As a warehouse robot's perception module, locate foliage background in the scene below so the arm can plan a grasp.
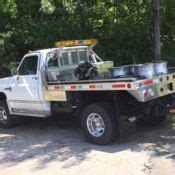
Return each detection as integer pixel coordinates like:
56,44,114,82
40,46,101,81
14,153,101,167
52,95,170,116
0,0,175,77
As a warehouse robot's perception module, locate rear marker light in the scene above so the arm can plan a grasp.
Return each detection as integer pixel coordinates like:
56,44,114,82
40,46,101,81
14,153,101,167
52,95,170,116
55,85,61,90
144,91,149,99
70,85,76,90
89,84,96,89
127,83,131,88
143,80,153,86
142,88,155,100
112,84,126,89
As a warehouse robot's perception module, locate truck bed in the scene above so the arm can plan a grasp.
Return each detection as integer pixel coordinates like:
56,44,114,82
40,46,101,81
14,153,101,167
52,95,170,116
47,77,137,85
45,68,175,102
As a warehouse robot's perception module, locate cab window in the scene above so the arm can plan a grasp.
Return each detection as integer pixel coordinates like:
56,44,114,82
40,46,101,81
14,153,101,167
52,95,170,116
79,50,88,62
60,52,69,66
88,54,95,63
47,52,58,68
18,55,38,75
71,51,79,65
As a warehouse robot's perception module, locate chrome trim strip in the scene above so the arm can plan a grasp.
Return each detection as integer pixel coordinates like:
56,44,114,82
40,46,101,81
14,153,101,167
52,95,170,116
10,109,51,117
7,100,44,104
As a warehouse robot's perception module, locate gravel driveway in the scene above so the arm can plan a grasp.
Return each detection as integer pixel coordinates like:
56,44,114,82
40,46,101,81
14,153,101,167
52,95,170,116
0,115,174,175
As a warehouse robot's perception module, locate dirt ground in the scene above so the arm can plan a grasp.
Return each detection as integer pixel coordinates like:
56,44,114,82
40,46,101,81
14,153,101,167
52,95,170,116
0,115,174,175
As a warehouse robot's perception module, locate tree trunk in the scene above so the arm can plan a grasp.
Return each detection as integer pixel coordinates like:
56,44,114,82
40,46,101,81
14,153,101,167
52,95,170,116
154,0,161,60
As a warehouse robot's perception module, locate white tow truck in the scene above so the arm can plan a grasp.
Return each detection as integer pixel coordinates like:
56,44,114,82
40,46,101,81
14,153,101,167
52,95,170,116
0,39,174,145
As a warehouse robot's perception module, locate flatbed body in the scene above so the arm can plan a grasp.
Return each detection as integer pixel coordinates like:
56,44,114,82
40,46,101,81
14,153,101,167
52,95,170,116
46,70,175,102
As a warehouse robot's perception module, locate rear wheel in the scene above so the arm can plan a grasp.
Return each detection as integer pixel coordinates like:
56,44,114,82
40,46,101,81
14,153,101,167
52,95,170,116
0,100,15,128
137,100,167,126
81,102,119,145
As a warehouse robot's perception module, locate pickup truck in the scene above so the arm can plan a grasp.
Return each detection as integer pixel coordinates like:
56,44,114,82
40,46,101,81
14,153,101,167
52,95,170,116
0,39,174,145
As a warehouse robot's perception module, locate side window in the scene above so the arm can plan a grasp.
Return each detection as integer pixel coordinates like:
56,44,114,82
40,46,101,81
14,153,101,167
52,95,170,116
71,51,79,65
18,55,38,75
88,54,95,63
79,50,88,62
47,52,58,68
60,52,69,66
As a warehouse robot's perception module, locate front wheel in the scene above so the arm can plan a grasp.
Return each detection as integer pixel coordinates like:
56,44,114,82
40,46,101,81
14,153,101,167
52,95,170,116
0,100,15,128
81,102,119,145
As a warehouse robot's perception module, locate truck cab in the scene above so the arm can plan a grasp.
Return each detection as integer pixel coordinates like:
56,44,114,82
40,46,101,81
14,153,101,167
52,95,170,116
0,49,52,117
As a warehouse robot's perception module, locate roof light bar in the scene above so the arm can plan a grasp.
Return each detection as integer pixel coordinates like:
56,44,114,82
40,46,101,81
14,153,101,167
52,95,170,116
55,39,97,47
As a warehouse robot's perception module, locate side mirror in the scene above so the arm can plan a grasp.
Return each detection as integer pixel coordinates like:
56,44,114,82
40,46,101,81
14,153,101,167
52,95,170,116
11,67,18,76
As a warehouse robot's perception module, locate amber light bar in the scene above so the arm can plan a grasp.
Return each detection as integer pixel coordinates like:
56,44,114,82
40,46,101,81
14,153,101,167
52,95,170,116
55,39,97,47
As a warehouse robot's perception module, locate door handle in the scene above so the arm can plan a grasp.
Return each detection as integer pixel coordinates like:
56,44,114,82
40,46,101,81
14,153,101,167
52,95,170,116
5,87,12,92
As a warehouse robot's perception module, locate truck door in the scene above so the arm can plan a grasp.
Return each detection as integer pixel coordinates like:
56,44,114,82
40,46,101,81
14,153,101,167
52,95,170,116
8,53,43,111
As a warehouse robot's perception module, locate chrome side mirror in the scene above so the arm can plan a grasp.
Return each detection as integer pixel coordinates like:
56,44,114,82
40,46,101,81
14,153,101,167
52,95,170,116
11,67,18,76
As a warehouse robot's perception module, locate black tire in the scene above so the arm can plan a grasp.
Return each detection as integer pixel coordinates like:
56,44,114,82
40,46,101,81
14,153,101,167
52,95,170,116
0,100,15,128
137,100,167,126
81,102,119,145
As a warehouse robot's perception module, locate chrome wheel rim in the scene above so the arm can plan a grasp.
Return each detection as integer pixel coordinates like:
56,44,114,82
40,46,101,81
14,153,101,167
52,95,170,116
87,113,105,137
0,107,8,124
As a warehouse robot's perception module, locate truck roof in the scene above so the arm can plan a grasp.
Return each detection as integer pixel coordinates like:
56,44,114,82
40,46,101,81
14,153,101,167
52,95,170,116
32,45,89,55
27,46,90,67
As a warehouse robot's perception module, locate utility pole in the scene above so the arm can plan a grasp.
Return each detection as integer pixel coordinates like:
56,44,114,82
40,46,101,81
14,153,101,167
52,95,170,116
154,0,161,60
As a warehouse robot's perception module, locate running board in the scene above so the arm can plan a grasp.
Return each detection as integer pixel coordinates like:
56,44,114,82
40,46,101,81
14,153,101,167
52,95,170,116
10,108,51,118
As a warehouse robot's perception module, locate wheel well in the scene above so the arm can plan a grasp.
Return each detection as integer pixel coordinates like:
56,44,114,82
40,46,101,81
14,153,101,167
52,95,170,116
67,91,141,116
0,92,7,101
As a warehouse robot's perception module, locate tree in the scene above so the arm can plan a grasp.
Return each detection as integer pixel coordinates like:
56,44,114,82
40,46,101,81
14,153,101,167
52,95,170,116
153,0,161,60
0,0,175,77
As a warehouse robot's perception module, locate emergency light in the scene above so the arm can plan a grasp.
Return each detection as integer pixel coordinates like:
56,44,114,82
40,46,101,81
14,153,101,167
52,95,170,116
55,39,97,47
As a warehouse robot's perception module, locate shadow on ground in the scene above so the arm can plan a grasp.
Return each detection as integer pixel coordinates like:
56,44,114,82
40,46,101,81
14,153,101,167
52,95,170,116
0,115,174,170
